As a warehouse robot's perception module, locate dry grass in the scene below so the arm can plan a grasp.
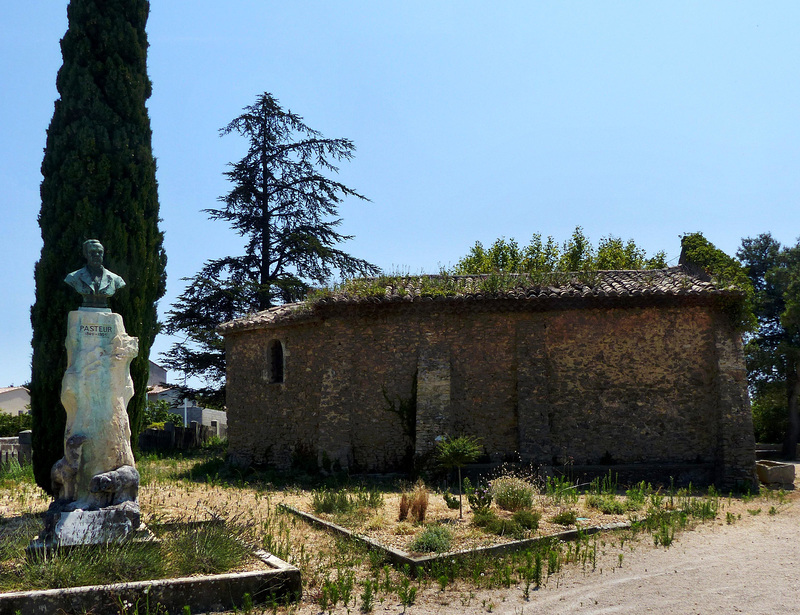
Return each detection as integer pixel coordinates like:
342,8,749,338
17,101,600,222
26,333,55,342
1,451,795,615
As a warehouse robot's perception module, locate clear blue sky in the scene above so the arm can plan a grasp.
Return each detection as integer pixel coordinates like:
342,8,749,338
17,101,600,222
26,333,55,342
2,2,799,388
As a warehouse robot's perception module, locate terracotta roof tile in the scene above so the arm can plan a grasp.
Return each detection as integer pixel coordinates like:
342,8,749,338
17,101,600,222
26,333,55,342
218,266,742,334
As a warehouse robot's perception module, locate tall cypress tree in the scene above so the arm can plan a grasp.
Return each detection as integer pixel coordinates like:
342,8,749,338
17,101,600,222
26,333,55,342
30,0,166,493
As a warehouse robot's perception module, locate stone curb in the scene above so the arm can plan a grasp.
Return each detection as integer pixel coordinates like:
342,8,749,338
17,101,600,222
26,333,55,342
279,504,630,573
0,550,301,615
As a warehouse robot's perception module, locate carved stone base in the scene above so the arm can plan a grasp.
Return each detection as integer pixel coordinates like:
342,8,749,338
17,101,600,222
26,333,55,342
27,500,152,559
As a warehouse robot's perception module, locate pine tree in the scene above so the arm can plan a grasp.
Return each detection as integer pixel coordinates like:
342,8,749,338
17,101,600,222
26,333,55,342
30,0,166,493
738,234,800,459
162,93,378,402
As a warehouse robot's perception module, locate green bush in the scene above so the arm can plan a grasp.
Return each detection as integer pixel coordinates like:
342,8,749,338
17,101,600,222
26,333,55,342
471,508,498,528
586,494,625,514
0,413,31,437
144,400,183,428
625,481,651,510
492,477,535,512
551,509,578,526
409,525,452,553
487,518,524,539
471,509,528,539
512,509,541,531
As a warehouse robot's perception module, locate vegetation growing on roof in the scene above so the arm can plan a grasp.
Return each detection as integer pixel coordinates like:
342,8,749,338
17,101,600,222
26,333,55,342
308,270,610,304
680,232,756,332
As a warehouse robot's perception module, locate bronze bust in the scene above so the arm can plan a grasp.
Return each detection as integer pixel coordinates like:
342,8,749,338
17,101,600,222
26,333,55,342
65,240,126,308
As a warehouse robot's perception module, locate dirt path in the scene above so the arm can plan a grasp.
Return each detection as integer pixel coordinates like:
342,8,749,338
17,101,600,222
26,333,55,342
507,495,800,615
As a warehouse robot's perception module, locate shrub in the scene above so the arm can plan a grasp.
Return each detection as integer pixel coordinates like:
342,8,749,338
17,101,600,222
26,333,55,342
471,508,498,528
0,412,32,437
492,477,535,512
366,514,386,531
471,509,527,539
585,494,625,515
487,518,523,539
143,400,183,428
409,525,452,553
512,509,541,531
551,509,578,526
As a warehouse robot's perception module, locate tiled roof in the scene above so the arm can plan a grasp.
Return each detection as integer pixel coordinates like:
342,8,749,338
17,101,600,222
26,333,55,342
147,384,174,395
218,266,742,334
0,387,29,395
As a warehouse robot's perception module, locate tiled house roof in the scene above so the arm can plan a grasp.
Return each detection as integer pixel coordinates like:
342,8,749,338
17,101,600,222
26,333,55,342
0,387,29,395
218,266,743,334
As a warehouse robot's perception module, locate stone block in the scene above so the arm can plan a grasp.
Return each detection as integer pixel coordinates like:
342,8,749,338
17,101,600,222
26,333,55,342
755,460,796,487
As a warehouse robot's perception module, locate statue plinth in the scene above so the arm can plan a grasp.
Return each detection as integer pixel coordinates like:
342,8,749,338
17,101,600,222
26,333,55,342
32,308,142,552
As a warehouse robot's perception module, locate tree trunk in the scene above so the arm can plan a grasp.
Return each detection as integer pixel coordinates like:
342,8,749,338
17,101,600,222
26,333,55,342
258,119,271,311
782,359,800,460
458,466,463,519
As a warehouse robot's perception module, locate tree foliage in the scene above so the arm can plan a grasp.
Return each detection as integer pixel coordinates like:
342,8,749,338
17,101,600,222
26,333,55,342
0,413,33,438
678,232,756,332
737,233,800,457
453,226,666,275
30,0,166,492
143,400,183,428
163,92,378,401
436,435,483,519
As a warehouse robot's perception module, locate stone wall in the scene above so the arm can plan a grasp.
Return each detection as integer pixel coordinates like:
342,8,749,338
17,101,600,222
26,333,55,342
224,301,755,487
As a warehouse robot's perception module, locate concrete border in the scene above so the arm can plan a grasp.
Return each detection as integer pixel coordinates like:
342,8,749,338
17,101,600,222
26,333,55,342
0,549,301,615
279,504,629,573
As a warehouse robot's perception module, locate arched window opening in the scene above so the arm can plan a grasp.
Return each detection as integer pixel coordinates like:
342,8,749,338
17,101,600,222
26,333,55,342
269,339,284,383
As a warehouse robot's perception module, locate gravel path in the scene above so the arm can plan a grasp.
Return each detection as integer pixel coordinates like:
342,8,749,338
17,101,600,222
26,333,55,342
506,492,800,615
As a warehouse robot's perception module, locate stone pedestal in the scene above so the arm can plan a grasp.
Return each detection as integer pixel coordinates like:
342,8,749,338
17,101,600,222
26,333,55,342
34,308,142,551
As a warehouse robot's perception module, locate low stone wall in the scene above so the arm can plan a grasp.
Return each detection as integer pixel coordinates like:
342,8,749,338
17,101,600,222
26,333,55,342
138,422,217,452
0,550,300,615
0,430,32,464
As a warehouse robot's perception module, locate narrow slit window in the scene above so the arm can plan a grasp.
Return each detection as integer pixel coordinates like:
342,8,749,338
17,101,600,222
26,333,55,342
269,339,284,383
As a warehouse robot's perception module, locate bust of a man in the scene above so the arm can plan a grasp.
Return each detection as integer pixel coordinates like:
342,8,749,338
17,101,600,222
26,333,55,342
65,239,126,308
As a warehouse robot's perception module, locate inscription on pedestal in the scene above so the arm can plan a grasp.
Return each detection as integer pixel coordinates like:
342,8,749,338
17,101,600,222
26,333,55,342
79,324,114,338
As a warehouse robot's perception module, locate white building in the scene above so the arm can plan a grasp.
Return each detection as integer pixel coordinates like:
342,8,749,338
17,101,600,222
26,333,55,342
146,361,226,435
0,387,30,416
